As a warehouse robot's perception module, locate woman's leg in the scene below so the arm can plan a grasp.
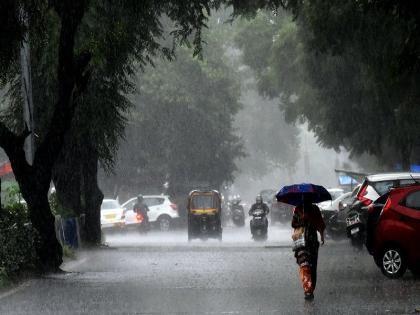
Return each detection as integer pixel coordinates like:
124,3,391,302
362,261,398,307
299,264,313,294
296,250,312,293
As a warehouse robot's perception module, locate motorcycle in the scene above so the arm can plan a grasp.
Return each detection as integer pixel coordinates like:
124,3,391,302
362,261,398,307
230,200,245,227
345,201,366,250
250,208,268,241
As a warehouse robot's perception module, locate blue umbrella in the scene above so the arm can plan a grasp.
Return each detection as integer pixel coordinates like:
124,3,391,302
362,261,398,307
276,183,332,206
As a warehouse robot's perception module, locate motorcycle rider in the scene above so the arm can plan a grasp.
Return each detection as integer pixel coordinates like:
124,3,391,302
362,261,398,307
249,195,270,216
133,195,150,230
249,195,269,233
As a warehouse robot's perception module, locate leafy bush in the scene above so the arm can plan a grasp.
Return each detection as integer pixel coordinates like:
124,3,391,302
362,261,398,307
0,267,9,287
0,194,39,278
3,182,26,208
62,245,76,259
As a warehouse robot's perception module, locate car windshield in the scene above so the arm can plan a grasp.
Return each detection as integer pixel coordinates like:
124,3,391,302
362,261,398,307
101,200,119,210
371,181,394,196
191,195,216,209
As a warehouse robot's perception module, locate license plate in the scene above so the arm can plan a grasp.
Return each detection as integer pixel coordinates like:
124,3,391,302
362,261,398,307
105,214,116,219
347,216,360,226
351,227,360,235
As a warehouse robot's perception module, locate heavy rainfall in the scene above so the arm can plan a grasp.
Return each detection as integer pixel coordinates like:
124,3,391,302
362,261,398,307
0,1,419,314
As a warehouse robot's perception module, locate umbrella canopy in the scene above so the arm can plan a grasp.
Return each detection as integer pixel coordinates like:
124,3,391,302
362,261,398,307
276,183,332,206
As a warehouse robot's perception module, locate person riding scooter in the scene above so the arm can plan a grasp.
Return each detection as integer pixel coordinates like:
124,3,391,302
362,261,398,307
133,195,150,231
249,195,269,240
249,195,270,216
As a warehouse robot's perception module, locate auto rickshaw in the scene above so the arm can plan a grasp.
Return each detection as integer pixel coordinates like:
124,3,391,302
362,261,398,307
187,190,222,241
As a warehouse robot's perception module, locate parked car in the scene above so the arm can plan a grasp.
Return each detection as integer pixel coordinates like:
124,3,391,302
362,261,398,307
101,199,125,231
321,186,361,240
355,173,420,207
371,185,420,278
122,195,179,231
346,172,420,248
319,192,351,216
326,188,345,202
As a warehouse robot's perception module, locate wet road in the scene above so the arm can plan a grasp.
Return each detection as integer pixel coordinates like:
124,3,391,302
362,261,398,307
1,225,419,314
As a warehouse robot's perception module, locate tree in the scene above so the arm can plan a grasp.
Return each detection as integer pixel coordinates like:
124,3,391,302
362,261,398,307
284,1,420,170
234,12,300,176
101,39,244,202
0,0,286,270
0,0,91,271
235,6,420,170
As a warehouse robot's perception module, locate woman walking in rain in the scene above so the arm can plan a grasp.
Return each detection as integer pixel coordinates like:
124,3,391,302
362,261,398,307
291,199,325,300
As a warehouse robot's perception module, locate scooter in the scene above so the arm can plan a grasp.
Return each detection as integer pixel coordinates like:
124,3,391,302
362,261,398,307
346,201,366,250
231,200,245,227
250,208,268,241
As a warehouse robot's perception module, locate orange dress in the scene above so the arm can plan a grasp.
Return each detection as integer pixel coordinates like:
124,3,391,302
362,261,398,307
292,203,325,295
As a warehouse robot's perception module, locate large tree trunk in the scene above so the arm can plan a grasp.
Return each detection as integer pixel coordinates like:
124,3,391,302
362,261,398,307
0,0,90,272
16,166,63,272
26,188,62,271
81,136,103,246
53,149,83,217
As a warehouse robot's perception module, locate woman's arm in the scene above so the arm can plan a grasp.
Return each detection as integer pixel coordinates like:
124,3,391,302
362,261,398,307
291,207,303,228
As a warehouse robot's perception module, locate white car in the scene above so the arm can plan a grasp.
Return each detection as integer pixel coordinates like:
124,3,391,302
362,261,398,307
318,192,352,212
327,188,344,201
101,199,125,230
356,172,420,205
121,195,179,231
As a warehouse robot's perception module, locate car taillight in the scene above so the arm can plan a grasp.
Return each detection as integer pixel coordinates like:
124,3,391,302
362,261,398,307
170,203,178,211
357,185,372,206
379,197,391,218
136,213,144,222
382,198,391,212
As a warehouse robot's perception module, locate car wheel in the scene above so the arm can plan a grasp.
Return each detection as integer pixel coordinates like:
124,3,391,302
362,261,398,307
158,215,171,232
380,247,407,279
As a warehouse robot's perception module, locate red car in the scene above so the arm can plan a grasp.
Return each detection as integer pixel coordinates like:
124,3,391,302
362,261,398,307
372,185,420,278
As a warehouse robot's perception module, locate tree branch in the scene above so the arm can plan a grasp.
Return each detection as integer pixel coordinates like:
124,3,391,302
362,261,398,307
33,0,90,173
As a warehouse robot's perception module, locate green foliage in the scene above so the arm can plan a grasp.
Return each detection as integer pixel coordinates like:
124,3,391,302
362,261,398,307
3,182,27,211
0,184,38,277
0,204,39,276
103,36,245,195
62,245,76,259
235,6,420,169
0,267,9,288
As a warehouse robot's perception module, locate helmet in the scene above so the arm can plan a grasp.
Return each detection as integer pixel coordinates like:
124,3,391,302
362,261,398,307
137,194,144,202
256,195,263,204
